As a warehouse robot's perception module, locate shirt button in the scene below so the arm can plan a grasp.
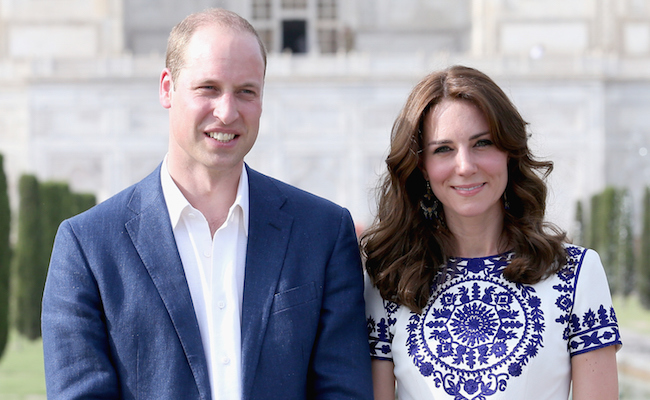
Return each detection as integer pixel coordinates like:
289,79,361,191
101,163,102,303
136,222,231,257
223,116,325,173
218,301,226,309
203,251,211,258
222,356,230,365
188,212,196,218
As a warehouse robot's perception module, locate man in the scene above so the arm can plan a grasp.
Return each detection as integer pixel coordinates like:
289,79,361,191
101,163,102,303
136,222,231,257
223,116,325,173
42,8,373,400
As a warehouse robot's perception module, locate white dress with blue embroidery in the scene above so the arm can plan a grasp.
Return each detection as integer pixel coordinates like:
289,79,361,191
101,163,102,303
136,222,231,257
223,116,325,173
365,245,621,400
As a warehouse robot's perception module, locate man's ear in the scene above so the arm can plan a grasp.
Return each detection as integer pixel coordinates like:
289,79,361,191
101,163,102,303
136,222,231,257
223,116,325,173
159,68,173,109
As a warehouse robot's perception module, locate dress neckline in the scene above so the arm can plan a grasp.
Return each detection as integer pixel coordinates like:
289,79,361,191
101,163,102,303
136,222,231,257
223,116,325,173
448,250,513,262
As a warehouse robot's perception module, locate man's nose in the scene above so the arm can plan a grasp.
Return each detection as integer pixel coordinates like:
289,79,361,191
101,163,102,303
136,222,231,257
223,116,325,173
213,93,238,125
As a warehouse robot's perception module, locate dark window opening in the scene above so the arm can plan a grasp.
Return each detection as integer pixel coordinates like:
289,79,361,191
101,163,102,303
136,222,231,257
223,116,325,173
282,20,307,53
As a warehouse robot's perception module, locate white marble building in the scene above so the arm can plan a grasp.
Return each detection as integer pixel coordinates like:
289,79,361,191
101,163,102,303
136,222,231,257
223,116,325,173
1,0,649,235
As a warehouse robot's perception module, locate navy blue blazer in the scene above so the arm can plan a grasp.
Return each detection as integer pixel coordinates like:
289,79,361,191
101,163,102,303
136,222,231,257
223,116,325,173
42,164,373,399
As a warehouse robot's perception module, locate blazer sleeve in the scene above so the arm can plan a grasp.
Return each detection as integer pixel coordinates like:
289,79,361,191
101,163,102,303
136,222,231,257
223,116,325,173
41,220,120,399
307,208,374,399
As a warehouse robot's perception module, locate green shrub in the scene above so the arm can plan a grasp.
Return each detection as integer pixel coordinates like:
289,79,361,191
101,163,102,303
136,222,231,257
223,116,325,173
639,187,650,308
0,155,11,358
586,187,634,297
11,175,43,340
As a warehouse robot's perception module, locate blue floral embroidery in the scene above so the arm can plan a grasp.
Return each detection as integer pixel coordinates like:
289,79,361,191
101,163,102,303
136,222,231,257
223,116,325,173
407,253,544,399
368,297,399,360
553,245,621,356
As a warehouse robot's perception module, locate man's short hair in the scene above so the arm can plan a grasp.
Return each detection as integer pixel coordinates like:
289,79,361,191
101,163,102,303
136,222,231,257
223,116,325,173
165,8,268,83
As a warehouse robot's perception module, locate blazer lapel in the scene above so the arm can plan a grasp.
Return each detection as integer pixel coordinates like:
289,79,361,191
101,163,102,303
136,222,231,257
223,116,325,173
241,166,293,398
125,166,211,400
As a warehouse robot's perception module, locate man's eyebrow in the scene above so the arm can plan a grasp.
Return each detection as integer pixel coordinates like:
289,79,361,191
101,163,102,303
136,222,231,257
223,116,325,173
240,82,262,89
194,79,262,88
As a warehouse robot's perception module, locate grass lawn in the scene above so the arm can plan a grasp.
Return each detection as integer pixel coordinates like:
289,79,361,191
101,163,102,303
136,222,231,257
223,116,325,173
614,295,650,336
0,330,45,399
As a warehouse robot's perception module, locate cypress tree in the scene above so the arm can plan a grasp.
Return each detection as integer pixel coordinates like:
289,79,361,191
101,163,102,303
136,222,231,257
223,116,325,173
574,200,584,246
12,174,43,340
590,188,621,295
0,155,11,358
639,187,650,308
40,183,95,277
71,192,96,216
40,182,71,278
10,175,97,342
617,190,635,298
587,193,601,251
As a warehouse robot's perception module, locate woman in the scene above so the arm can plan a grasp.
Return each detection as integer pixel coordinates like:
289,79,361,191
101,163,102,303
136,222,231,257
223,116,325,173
362,65,621,400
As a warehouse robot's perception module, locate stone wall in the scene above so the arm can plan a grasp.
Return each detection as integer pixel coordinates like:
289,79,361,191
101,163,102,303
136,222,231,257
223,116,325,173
0,0,649,235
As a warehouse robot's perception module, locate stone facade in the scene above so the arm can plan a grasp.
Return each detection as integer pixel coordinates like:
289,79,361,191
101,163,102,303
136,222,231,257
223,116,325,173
0,0,649,235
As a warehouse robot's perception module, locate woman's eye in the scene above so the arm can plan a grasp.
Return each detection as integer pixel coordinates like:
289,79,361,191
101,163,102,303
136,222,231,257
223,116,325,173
433,146,452,154
475,139,493,147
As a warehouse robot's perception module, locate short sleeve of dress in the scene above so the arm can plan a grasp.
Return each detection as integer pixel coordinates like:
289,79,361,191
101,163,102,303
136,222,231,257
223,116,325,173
364,274,394,361
566,248,622,357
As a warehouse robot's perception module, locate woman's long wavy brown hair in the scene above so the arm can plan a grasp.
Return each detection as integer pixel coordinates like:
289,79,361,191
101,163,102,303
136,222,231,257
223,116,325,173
361,65,567,313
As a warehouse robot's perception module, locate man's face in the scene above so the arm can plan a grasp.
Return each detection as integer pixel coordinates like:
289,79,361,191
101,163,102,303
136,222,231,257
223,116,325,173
160,24,265,177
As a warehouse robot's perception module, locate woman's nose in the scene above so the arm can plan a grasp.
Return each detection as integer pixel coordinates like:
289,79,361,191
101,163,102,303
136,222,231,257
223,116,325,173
456,148,477,175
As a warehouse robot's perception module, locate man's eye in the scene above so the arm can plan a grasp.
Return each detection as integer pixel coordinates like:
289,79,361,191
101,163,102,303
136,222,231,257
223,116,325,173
196,85,220,92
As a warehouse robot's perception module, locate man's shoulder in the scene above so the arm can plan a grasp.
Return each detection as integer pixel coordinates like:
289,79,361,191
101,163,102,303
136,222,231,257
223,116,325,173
68,166,162,226
247,166,343,212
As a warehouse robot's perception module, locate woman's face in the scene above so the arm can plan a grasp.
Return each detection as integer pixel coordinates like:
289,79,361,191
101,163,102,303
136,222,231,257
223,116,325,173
420,99,508,225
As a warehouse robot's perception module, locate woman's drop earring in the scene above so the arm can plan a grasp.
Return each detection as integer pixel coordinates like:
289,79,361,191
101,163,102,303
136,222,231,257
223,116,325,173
420,181,439,220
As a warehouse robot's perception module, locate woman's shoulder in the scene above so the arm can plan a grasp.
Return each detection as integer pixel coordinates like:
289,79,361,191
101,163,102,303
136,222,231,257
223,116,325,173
561,244,605,272
364,274,402,314
544,244,611,298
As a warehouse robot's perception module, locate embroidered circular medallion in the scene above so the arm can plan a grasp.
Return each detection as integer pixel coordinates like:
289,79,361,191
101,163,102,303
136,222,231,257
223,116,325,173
406,254,544,399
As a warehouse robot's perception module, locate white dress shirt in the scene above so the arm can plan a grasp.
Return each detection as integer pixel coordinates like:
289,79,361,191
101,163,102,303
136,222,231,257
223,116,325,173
161,158,248,400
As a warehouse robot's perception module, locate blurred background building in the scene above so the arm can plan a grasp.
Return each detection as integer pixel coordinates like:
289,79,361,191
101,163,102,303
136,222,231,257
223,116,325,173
0,0,649,234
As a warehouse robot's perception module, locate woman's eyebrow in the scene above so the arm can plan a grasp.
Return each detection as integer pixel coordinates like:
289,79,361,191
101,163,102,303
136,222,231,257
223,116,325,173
426,131,490,147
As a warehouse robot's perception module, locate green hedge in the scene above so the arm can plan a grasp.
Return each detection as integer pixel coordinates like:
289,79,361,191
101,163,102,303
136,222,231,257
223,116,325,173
639,187,650,308
585,187,634,297
12,175,43,340
0,155,11,358
10,174,96,342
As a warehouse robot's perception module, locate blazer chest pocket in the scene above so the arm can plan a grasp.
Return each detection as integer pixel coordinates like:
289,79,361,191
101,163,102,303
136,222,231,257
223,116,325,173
271,282,318,314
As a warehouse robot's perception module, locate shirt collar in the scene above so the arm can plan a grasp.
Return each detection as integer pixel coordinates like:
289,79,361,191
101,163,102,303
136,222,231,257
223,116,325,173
161,156,249,237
